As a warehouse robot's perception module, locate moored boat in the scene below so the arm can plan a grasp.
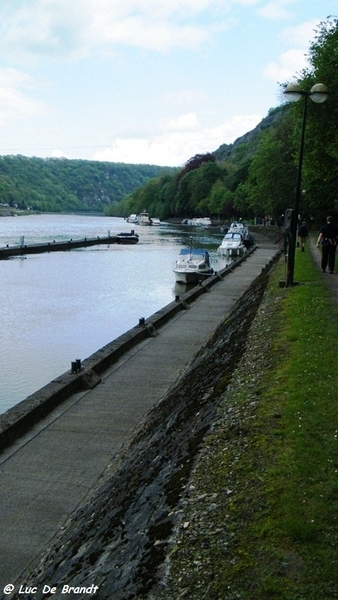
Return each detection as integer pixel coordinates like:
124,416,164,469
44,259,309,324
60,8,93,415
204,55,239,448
116,231,139,244
139,210,151,226
228,221,254,249
183,217,212,227
217,231,247,257
198,217,212,227
174,247,213,284
126,213,138,224
228,221,248,235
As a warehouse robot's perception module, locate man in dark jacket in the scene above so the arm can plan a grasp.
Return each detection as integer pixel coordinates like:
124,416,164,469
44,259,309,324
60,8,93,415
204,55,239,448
297,221,309,251
317,216,338,273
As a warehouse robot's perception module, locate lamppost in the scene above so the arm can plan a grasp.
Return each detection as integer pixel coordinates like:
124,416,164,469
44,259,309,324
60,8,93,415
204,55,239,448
283,82,328,286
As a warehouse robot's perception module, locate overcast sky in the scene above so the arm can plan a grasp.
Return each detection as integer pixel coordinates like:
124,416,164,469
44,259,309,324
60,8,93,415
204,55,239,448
0,1,335,166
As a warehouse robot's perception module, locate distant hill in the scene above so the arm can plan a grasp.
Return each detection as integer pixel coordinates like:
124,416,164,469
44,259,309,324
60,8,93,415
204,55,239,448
212,105,286,164
0,155,175,213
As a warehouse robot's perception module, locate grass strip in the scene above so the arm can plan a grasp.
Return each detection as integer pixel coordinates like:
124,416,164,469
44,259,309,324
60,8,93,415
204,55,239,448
234,251,338,599
160,250,338,600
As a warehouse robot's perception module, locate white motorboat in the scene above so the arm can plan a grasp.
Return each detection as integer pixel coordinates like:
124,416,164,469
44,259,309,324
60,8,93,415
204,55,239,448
151,217,161,226
139,210,151,225
217,231,247,257
174,247,213,284
184,217,212,227
228,221,248,235
198,217,212,227
126,213,138,224
228,221,254,249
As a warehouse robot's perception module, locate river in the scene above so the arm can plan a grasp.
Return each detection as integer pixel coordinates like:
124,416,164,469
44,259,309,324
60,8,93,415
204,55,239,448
0,213,228,414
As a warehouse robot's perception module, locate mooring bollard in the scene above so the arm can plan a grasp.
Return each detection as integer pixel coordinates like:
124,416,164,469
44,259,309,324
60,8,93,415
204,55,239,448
175,295,180,302
71,359,82,373
139,317,145,327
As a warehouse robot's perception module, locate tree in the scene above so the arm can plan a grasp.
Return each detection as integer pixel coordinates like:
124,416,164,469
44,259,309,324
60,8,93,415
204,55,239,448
288,18,338,220
174,160,223,217
202,179,233,218
234,111,296,219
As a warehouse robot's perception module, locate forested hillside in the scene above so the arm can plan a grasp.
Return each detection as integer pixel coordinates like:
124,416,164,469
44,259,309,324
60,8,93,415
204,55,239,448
107,18,338,225
0,155,174,213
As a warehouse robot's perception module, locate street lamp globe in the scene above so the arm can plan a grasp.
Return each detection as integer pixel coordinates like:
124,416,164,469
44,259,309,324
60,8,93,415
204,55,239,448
284,83,304,101
284,82,328,104
310,83,329,103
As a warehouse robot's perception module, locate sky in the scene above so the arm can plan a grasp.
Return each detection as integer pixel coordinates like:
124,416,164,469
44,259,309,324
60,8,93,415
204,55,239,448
0,1,336,167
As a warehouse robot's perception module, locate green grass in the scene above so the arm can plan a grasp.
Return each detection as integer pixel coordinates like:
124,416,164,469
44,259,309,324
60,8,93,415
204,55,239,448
165,249,338,599
251,252,338,598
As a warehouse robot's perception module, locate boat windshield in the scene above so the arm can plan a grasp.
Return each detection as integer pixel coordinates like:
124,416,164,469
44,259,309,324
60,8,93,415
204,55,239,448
179,248,208,257
224,233,242,240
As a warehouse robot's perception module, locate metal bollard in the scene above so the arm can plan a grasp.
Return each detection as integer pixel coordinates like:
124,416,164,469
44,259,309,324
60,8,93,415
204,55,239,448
71,359,82,373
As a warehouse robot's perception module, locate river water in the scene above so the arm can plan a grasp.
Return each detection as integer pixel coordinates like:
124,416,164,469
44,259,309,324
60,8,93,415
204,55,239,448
0,214,228,414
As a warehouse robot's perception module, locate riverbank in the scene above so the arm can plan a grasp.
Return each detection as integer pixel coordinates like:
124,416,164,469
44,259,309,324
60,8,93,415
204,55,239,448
10,243,338,600
151,243,338,600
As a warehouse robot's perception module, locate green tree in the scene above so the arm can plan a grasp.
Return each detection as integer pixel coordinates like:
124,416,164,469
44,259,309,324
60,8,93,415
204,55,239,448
234,111,296,220
203,179,233,218
287,17,338,220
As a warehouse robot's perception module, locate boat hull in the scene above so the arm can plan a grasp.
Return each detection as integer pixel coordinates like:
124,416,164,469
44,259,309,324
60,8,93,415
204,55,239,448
174,269,213,284
126,214,138,224
218,245,246,257
116,233,139,244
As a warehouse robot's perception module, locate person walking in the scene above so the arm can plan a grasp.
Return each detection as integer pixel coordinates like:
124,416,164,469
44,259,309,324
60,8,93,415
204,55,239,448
297,221,309,251
317,216,338,273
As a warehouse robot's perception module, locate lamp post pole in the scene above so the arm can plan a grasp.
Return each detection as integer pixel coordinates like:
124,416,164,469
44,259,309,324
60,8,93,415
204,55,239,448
287,94,308,286
283,83,328,287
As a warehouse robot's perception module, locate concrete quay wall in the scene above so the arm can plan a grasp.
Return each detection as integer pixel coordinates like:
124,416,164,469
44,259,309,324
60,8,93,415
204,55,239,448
0,247,257,453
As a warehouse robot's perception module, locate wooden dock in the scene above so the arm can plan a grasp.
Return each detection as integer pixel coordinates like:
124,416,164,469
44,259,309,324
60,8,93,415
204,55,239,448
0,231,139,259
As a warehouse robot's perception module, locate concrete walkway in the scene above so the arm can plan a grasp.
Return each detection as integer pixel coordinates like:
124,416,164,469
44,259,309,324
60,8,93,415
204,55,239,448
0,239,279,588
